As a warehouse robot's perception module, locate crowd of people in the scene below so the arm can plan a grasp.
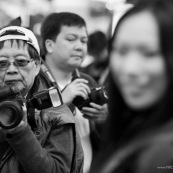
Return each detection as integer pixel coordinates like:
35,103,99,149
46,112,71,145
0,0,173,173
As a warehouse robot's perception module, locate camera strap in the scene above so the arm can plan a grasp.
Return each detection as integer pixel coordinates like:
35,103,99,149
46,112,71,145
26,76,40,130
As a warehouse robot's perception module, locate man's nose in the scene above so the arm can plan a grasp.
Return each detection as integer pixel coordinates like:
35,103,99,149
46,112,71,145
74,40,84,50
6,62,19,74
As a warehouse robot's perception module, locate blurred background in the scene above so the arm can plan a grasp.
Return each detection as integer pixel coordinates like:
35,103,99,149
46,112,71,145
0,0,138,85
0,0,137,39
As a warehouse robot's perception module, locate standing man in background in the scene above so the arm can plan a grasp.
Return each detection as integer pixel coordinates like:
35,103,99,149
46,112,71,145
41,12,108,173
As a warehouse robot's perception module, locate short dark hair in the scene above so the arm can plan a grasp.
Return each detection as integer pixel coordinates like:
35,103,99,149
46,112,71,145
88,31,107,56
0,39,40,62
40,12,87,56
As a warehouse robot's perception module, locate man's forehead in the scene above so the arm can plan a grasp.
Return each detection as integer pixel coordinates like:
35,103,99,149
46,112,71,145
60,25,88,36
0,40,30,57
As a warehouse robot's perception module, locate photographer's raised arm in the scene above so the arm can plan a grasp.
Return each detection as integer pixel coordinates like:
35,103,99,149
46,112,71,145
1,105,83,173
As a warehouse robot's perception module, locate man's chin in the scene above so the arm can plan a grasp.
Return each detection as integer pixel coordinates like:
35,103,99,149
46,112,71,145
5,81,26,93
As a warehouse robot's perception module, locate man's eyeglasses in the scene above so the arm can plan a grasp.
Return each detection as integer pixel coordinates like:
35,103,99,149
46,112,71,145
0,59,33,69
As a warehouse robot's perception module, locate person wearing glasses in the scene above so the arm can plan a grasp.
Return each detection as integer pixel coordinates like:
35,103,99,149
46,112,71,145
90,0,173,173
0,26,84,173
40,12,108,173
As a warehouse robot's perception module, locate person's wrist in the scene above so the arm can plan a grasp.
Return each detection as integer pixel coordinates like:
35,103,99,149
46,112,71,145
4,120,27,137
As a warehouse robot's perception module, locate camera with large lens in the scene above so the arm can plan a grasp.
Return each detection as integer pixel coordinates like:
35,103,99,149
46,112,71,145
72,86,108,110
0,84,63,129
0,63,63,129
0,83,25,129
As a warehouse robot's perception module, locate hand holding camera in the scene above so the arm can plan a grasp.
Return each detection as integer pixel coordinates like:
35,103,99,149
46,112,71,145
82,102,108,122
72,86,108,110
71,70,108,110
61,78,91,106
68,69,109,122
0,103,28,134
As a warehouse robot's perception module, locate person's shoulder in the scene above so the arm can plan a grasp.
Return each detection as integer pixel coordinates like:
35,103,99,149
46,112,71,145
96,124,173,173
79,71,94,80
41,104,75,126
79,71,98,87
136,128,173,173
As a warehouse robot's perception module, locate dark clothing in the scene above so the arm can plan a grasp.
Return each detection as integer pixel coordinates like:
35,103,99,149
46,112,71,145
70,71,104,159
0,74,84,173
79,60,108,84
98,121,173,173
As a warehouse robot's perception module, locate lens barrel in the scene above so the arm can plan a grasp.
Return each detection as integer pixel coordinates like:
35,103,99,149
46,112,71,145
0,101,23,129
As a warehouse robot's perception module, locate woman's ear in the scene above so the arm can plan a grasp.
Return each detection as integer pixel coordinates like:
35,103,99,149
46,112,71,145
45,39,54,53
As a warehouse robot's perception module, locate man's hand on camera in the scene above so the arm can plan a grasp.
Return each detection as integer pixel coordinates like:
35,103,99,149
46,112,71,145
0,104,28,134
62,78,91,105
81,103,108,122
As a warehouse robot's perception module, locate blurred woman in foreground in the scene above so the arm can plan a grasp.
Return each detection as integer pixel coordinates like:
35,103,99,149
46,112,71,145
90,0,173,172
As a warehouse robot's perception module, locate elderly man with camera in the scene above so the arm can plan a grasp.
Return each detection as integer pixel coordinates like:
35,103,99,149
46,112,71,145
0,26,84,173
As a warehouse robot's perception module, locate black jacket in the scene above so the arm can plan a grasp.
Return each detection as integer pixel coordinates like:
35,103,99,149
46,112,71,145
0,73,84,173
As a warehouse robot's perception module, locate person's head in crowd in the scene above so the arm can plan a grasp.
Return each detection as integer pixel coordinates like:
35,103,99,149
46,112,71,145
108,0,173,141
91,0,173,172
0,26,40,96
88,31,108,62
41,12,88,71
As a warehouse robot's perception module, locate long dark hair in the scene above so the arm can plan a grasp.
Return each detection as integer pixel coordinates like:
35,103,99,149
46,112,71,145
91,0,173,171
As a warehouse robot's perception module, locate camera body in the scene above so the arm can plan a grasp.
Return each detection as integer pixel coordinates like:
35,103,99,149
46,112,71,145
71,69,108,110
72,86,108,110
29,87,63,110
0,84,63,129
